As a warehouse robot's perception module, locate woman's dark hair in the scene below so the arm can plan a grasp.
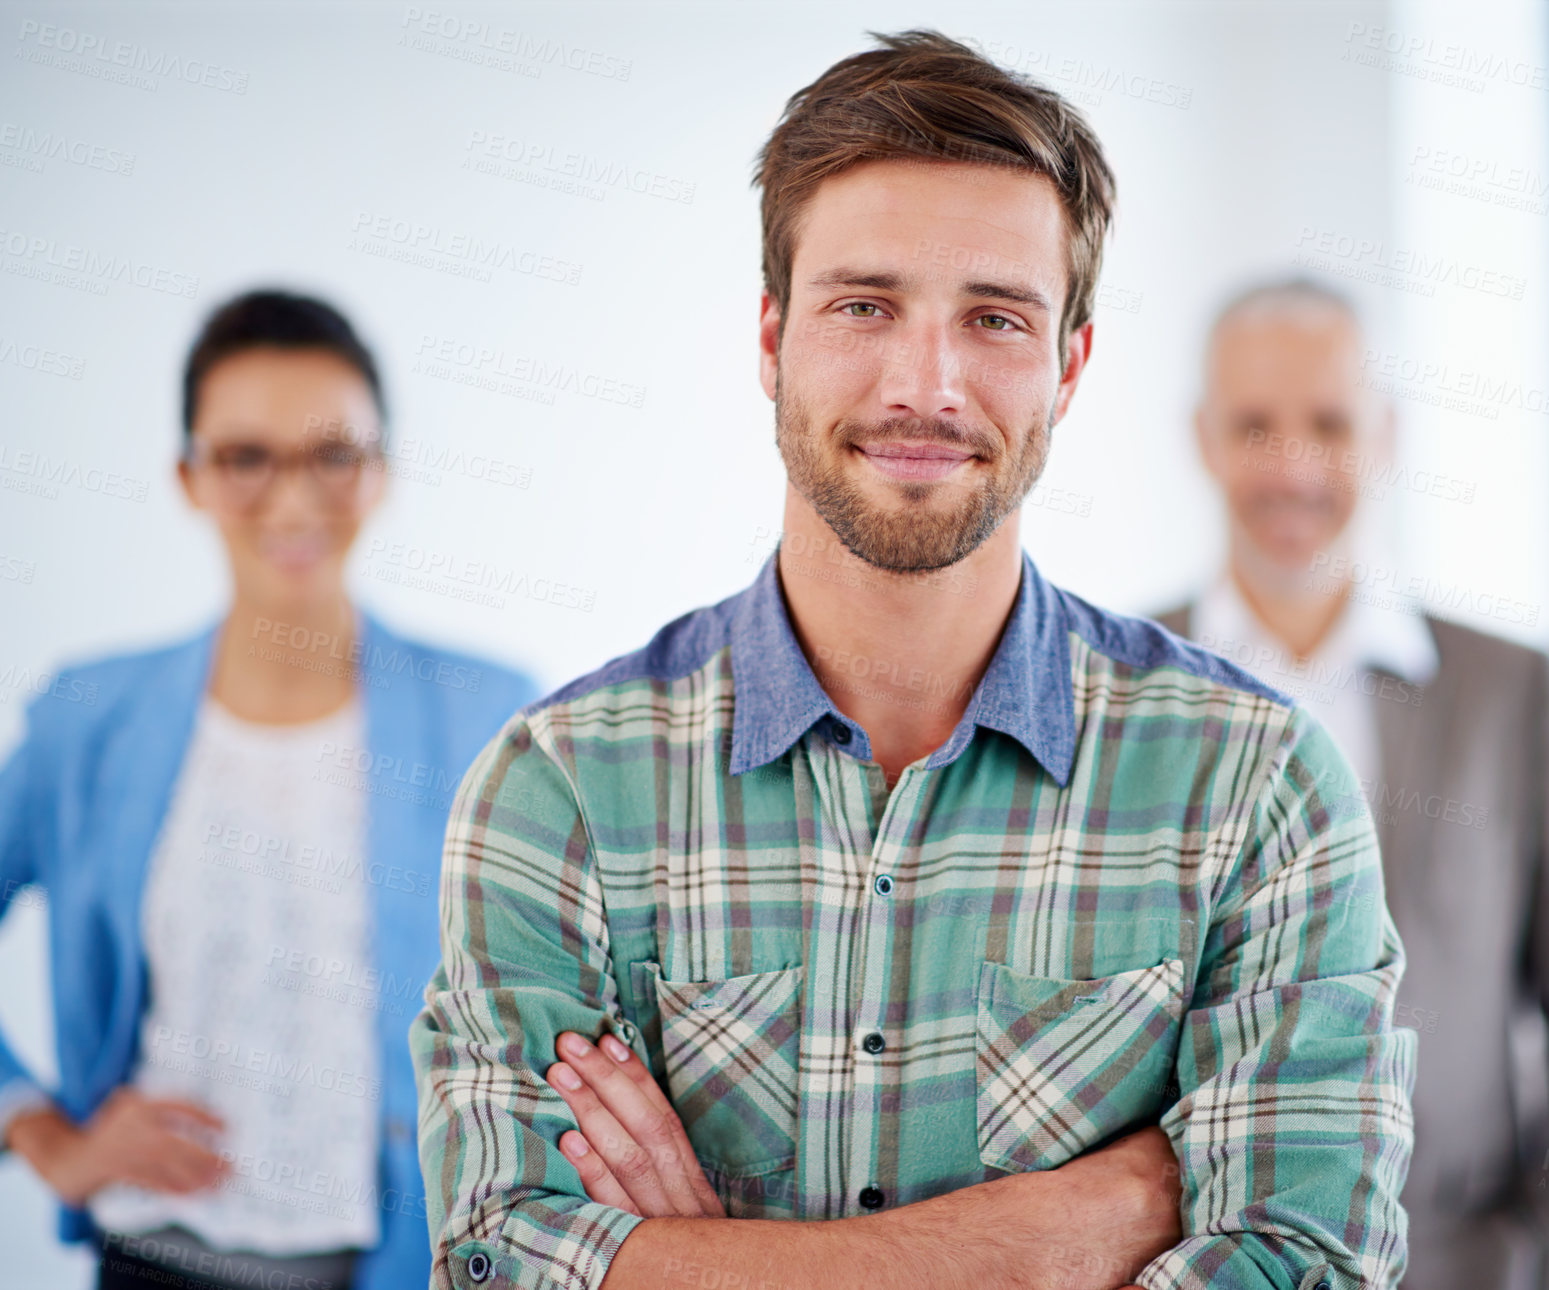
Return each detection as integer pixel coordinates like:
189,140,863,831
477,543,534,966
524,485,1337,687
181,289,386,446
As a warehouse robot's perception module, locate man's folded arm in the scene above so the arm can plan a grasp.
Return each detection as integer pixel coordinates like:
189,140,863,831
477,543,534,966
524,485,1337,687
409,713,1180,1290
1137,709,1417,1290
407,715,1024,1290
410,717,647,1290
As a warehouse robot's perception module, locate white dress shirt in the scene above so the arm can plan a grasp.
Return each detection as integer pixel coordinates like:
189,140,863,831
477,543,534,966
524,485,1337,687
1192,574,1439,794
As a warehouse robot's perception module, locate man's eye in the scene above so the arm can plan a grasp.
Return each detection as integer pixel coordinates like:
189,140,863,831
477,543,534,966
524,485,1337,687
976,314,1016,331
841,302,880,317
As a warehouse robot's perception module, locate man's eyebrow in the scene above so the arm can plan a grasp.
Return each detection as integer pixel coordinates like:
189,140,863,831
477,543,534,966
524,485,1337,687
806,268,906,293
806,268,1051,313
963,279,1051,313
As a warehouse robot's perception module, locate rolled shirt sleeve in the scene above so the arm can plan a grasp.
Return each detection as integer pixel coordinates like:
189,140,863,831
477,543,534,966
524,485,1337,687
1138,708,1417,1290
410,717,644,1290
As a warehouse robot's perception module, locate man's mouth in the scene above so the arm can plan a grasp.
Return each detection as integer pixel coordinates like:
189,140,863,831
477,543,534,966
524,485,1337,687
855,440,977,482
258,532,330,571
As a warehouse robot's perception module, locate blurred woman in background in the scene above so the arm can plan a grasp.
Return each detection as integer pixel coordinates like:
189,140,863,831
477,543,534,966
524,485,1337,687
0,289,536,1290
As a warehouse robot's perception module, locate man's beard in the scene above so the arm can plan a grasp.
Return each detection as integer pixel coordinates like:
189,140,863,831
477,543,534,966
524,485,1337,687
774,377,1055,573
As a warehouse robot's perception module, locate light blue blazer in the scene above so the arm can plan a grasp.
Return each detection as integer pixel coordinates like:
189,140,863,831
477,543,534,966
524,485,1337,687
0,610,535,1290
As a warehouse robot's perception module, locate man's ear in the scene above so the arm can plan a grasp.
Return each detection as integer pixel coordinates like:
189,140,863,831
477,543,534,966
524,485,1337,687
758,291,781,403
1373,397,1396,467
1194,402,1225,483
1049,320,1093,426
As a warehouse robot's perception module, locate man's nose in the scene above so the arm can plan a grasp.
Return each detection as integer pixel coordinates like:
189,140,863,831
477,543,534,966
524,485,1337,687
873,323,967,421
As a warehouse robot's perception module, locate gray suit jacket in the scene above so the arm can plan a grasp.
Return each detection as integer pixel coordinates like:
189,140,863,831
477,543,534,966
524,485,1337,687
1156,604,1549,1284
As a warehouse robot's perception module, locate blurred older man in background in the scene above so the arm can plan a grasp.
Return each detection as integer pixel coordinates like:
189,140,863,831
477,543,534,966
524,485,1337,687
1153,278,1549,1289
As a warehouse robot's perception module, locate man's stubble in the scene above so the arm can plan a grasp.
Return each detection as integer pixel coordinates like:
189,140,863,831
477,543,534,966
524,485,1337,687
774,369,1056,574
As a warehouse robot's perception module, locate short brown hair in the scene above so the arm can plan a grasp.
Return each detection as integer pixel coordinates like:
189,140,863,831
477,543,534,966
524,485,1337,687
753,29,1117,357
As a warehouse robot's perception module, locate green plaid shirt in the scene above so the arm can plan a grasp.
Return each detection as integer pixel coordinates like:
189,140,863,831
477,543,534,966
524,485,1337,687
411,549,1415,1290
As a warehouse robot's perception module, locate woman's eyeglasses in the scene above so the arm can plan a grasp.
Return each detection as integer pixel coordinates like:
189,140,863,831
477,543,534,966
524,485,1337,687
184,440,382,509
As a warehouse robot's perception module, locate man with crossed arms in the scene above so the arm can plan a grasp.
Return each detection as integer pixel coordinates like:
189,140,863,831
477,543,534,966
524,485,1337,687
411,29,1415,1290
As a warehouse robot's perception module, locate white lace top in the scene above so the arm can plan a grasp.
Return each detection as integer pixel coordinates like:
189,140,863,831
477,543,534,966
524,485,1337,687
88,694,382,1254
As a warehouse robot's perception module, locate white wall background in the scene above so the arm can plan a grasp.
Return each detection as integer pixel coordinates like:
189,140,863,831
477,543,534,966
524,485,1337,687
1,1,1543,1281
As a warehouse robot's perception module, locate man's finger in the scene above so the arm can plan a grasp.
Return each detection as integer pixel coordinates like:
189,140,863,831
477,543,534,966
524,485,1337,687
591,1032,725,1218
554,1035,700,1199
545,1059,691,1217
553,1034,713,1215
557,1129,641,1216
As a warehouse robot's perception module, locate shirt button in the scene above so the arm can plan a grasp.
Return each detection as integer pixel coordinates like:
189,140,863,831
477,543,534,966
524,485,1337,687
873,874,894,896
858,1186,885,1210
829,719,852,746
466,1251,492,1282
861,1031,886,1055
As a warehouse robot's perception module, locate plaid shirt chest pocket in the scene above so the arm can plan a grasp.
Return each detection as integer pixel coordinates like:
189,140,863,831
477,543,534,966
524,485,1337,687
975,957,1187,1173
634,961,803,1182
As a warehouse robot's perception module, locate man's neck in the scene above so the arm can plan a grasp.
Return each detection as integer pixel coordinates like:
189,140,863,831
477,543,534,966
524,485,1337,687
1227,550,1351,662
776,492,1024,788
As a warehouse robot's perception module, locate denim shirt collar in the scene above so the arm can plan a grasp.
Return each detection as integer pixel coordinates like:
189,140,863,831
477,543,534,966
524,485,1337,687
727,547,1074,787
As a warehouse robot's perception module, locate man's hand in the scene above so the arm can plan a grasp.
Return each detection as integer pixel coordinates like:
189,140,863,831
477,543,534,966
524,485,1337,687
6,1089,227,1207
1042,1127,1182,1287
546,1030,726,1219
